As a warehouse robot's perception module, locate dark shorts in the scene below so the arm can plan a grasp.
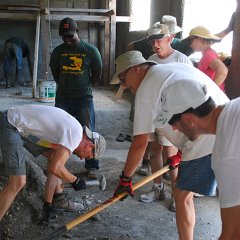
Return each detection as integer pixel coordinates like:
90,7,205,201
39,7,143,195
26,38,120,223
0,111,26,176
176,154,217,196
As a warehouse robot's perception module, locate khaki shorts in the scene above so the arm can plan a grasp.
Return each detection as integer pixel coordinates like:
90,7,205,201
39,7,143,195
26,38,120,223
147,132,173,146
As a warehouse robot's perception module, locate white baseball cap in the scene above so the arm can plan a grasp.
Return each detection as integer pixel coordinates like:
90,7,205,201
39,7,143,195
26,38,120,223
154,79,209,128
83,126,106,158
111,51,156,84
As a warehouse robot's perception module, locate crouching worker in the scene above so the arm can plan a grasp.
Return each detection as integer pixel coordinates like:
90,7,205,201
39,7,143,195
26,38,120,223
3,37,33,87
0,104,106,222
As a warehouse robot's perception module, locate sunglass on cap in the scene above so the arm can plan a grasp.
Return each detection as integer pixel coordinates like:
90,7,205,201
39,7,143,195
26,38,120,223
83,126,100,157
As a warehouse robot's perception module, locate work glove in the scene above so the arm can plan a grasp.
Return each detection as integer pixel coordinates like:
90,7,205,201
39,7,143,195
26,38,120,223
167,150,182,170
71,177,86,191
113,171,134,201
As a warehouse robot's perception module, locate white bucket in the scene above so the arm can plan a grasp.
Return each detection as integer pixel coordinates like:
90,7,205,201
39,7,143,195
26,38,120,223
38,80,56,103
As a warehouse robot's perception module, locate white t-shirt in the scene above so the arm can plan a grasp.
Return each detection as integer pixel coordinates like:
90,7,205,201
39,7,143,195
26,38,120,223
212,98,240,208
148,50,193,65
7,104,82,153
134,63,229,161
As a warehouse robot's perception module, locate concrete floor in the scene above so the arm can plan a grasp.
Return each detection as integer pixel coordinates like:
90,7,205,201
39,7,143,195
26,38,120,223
0,85,222,240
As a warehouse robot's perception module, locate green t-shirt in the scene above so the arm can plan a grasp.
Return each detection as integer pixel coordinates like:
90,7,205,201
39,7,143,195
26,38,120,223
50,40,102,98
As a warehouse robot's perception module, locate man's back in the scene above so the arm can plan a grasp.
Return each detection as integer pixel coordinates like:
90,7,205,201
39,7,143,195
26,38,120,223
7,104,82,152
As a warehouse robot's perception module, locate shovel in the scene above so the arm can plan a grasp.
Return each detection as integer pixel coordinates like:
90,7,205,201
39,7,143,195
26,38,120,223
46,165,170,240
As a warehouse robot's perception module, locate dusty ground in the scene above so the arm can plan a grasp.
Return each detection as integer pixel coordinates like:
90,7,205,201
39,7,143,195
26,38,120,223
0,85,221,240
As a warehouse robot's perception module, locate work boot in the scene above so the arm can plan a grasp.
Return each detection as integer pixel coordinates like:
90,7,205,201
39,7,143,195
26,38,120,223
52,193,84,212
42,202,58,222
138,159,150,176
86,168,99,179
140,183,166,202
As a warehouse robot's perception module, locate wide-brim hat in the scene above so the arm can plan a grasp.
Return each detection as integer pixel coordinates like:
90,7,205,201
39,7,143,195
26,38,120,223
189,26,221,42
147,23,170,41
162,15,182,35
111,51,157,84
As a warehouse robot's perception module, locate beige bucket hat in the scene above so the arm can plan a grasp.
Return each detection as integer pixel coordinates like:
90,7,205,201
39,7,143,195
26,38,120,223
147,23,170,40
111,51,157,84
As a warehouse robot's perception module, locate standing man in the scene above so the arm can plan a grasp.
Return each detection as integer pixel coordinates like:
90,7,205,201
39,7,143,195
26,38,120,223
112,51,229,240
155,78,240,240
50,17,103,179
3,37,33,87
0,104,106,223
139,23,192,210
127,15,193,59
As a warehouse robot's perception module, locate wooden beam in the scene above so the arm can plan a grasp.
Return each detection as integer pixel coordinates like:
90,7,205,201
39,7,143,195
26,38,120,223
47,14,110,22
33,12,41,98
116,16,134,22
0,12,37,20
49,7,114,15
109,0,116,84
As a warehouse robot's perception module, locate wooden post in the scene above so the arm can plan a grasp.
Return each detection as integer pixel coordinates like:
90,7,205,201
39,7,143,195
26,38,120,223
32,11,40,98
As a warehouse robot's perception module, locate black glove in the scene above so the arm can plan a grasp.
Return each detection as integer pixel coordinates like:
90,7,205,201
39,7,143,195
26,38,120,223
113,171,134,201
71,177,86,191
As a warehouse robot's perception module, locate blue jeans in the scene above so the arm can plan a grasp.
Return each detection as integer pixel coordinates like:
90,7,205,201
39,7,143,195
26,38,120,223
3,42,23,73
55,96,99,170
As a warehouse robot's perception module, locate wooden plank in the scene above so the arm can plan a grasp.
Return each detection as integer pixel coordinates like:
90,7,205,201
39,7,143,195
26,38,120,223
104,19,110,85
47,14,109,22
0,12,37,20
109,0,116,84
7,7,40,11
33,12,41,98
116,16,133,22
0,4,40,8
49,7,114,14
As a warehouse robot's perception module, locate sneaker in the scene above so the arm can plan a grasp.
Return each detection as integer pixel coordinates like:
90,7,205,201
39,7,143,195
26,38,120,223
194,193,204,198
169,196,176,212
87,168,99,179
138,159,150,176
140,183,166,202
52,193,84,212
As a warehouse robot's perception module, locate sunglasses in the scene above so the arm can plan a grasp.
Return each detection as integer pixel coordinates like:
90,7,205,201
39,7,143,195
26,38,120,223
118,68,131,85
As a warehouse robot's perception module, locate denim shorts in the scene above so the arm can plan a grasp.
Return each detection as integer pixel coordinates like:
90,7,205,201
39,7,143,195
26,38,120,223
176,154,217,196
0,111,26,176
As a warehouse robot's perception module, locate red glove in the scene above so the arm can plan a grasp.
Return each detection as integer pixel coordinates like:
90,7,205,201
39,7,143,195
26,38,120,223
113,172,134,201
167,150,182,170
